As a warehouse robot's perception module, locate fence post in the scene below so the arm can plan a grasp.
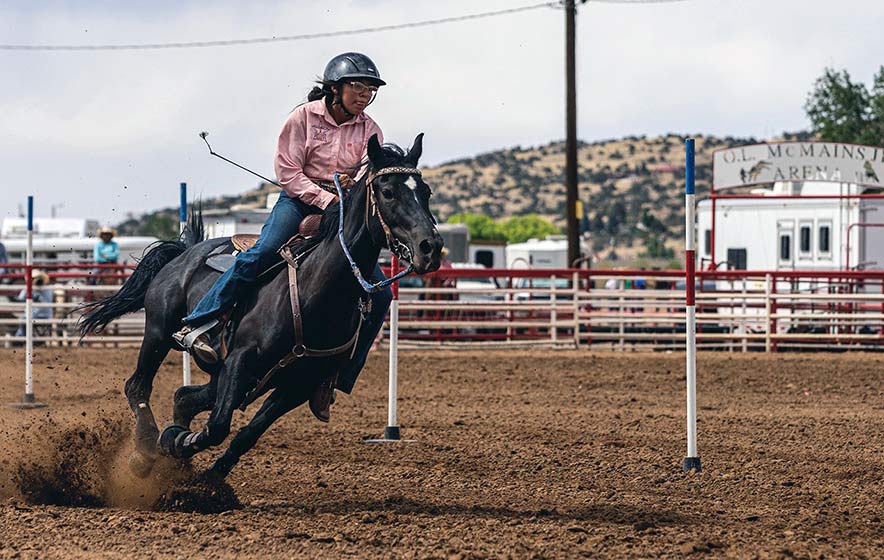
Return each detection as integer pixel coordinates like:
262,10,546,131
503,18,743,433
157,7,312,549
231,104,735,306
618,292,625,352
550,274,557,344
572,271,580,349
764,274,772,353
741,278,748,353
10,196,47,409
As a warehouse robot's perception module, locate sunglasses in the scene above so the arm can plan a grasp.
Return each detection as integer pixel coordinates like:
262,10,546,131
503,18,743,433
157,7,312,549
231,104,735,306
347,81,379,95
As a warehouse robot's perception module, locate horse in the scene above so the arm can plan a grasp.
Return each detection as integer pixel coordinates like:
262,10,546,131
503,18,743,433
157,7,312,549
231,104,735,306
79,134,442,479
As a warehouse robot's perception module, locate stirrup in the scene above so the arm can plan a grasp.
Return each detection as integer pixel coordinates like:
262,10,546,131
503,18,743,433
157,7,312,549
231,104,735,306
173,320,219,363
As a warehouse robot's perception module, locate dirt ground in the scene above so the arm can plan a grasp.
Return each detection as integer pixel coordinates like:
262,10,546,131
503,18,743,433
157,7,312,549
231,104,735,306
0,347,882,559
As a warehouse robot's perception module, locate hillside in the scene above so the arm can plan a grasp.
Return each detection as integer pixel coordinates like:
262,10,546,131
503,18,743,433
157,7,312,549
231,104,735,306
118,133,808,261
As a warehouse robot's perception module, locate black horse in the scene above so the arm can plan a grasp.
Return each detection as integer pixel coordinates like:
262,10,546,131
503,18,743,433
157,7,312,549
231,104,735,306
80,134,442,479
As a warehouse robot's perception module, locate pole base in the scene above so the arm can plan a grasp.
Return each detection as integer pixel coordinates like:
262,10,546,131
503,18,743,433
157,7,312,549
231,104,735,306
363,426,414,444
682,456,702,473
8,393,48,410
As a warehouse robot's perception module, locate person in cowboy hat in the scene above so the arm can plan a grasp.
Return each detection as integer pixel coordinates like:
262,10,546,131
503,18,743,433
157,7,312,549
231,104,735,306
94,225,120,265
173,52,392,422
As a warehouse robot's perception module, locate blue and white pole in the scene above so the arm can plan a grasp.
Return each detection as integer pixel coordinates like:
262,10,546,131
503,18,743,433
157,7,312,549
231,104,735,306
683,139,701,472
11,196,46,409
385,256,401,440
180,182,192,386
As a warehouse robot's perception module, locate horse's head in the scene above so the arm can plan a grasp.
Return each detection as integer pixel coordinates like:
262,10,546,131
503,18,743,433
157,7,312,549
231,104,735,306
365,133,443,274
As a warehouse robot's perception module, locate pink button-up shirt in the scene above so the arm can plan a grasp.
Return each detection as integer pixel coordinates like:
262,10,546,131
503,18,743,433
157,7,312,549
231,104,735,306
274,99,384,209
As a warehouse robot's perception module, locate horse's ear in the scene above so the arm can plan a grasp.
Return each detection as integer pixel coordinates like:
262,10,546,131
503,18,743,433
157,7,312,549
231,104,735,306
367,134,384,166
406,133,424,166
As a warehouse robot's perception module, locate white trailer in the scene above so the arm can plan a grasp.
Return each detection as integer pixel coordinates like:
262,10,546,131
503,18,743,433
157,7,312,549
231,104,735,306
505,237,568,269
469,241,506,269
697,180,884,272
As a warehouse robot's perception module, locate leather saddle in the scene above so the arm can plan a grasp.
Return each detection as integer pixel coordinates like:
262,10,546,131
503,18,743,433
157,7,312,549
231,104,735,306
205,214,323,273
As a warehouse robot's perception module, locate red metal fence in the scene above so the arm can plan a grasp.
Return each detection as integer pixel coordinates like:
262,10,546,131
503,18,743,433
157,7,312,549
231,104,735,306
2,263,883,351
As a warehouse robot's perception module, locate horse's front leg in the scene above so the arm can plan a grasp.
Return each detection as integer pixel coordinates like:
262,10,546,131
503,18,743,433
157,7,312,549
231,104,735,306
207,386,306,478
159,349,252,459
172,376,218,429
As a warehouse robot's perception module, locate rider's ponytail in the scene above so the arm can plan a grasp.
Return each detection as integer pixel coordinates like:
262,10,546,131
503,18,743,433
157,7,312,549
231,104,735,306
307,85,326,102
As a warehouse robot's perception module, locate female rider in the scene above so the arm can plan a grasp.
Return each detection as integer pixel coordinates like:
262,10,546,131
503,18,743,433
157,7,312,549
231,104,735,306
173,52,392,422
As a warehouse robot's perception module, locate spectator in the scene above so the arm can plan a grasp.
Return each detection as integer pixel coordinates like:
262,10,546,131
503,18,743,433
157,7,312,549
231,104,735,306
15,270,54,339
94,226,120,264
0,240,7,283
439,247,455,289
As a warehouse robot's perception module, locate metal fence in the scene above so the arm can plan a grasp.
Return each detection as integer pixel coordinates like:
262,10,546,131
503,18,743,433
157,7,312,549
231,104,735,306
2,263,883,352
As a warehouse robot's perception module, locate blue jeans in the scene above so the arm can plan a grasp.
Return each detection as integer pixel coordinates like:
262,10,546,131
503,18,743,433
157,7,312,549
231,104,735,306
184,191,391,393
184,191,318,325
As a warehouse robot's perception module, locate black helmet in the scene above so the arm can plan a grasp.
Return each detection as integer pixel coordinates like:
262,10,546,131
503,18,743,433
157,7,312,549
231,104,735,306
323,52,386,87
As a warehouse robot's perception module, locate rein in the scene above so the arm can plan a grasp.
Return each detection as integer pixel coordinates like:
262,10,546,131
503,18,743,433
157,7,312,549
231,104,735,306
334,171,416,293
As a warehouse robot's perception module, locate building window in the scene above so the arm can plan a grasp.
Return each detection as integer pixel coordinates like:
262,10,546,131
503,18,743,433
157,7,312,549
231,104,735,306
727,248,747,270
799,223,812,257
779,234,791,262
703,229,711,256
818,223,832,258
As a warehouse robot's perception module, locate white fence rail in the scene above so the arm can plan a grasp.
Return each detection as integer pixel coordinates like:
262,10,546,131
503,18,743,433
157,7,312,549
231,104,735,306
3,270,883,352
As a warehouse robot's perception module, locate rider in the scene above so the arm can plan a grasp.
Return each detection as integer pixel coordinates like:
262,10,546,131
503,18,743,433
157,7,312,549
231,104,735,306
173,52,392,421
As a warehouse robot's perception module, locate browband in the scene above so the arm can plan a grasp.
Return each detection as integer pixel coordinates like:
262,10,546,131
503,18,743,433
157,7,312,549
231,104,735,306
367,166,422,185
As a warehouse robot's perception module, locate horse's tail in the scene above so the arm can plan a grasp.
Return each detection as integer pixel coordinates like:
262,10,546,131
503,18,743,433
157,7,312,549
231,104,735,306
78,204,205,337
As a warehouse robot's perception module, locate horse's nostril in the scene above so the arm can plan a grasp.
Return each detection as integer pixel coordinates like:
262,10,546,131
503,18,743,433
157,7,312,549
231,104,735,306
419,239,434,256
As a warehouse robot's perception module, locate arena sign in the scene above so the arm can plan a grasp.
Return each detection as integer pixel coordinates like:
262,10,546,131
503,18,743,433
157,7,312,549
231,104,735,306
713,141,884,190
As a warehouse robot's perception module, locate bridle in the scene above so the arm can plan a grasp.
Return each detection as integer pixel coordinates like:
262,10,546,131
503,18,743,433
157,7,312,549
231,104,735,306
333,168,428,294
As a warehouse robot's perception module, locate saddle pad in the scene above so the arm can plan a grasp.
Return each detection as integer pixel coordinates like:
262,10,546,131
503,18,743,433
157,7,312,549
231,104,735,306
206,254,236,273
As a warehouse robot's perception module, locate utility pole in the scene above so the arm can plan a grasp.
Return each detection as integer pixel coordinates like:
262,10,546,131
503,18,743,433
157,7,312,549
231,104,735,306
565,0,582,266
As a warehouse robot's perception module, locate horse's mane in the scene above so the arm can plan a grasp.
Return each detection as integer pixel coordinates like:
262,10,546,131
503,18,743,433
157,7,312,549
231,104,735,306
317,142,415,242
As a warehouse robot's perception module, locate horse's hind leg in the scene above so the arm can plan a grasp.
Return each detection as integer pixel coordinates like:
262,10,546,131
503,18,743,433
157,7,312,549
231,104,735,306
124,326,171,477
207,387,305,478
172,376,217,429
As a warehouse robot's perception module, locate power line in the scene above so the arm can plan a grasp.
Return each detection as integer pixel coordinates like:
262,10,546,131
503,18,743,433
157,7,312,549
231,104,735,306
0,2,558,52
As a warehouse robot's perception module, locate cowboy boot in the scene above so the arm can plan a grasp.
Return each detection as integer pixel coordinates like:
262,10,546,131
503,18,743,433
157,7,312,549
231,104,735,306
173,321,219,364
309,377,337,423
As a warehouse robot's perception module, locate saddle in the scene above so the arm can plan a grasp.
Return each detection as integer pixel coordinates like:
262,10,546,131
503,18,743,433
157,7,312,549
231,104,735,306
205,214,323,274
198,213,362,411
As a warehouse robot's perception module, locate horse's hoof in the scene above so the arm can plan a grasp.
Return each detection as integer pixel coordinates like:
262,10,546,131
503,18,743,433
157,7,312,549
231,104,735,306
158,424,188,458
128,450,156,478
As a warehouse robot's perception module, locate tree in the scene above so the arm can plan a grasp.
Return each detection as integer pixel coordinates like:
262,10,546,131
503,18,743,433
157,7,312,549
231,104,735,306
137,213,178,240
639,234,675,259
804,66,884,146
501,215,560,244
447,213,506,241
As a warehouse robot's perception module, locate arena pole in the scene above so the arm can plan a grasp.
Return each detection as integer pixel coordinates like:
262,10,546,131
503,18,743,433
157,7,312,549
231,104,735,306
365,255,407,443
9,196,47,409
180,182,192,386
683,138,701,472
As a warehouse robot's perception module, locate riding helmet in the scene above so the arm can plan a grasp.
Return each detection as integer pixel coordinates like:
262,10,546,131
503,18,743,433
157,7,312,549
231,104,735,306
323,52,386,87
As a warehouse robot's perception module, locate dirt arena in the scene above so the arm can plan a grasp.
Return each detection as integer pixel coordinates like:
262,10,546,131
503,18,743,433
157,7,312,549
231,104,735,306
0,348,882,559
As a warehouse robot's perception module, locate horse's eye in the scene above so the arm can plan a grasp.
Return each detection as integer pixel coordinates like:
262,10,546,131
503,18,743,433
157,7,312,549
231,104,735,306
381,188,395,200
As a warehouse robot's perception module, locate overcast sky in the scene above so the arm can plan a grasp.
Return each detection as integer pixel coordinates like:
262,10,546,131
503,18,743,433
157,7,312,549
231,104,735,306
1,0,882,226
